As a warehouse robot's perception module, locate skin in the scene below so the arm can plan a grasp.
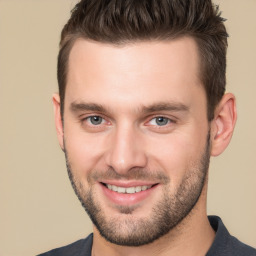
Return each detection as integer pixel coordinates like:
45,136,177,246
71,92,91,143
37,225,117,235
53,37,237,256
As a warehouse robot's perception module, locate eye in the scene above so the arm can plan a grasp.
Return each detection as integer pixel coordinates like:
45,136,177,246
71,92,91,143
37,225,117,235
87,116,104,125
148,116,171,126
80,115,110,132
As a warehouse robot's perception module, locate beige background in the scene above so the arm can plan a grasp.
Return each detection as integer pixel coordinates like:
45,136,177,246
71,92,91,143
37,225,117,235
0,0,255,255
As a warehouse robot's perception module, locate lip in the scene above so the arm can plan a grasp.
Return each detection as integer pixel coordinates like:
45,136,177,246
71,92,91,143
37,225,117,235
100,180,157,188
99,181,159,206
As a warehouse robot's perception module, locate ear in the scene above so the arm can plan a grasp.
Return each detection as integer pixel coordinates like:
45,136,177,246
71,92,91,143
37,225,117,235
53,93,64,150
210,93,237,156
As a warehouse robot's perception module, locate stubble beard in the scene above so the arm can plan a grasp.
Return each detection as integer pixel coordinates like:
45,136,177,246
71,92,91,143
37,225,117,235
64,134,210,246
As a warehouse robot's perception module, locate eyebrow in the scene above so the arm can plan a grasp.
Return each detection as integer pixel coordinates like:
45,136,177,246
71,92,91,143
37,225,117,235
141,102,189,114
70,101,189,115
70,102,107,113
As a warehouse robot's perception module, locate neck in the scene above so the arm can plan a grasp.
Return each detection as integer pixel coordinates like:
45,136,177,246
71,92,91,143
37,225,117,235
92,184,215,256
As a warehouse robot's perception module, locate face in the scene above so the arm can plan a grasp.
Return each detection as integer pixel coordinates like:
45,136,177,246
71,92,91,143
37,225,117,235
61,37,211,246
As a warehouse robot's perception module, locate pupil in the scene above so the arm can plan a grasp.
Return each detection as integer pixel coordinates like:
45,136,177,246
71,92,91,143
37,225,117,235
156,117,168,126
91,116,102,125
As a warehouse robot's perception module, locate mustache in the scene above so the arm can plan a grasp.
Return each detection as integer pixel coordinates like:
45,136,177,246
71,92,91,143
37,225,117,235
87,167,170,184
63,145,170,184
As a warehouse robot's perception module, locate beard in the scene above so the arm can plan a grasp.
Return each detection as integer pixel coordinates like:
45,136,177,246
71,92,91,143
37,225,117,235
64,133,211,246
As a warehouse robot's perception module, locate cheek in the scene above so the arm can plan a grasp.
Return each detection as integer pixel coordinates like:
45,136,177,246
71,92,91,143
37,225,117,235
147,132,206,188
64,128,107,176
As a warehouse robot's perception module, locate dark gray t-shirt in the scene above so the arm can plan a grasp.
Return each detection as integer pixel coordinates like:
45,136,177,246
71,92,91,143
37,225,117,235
38,216,256,256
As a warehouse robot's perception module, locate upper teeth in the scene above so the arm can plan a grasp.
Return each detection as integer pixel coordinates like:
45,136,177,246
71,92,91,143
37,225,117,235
106,184,152,194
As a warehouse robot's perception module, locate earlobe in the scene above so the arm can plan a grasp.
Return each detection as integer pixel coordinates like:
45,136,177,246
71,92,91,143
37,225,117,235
211,93,237,156
53,93,64,150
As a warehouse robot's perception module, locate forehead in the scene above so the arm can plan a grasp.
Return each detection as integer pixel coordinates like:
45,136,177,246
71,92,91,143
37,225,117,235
65,37,204,112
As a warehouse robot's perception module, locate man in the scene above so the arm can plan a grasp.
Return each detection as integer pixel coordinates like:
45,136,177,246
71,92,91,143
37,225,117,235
39,0,256,255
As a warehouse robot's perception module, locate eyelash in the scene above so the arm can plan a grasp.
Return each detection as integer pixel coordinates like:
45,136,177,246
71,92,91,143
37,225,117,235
147,116,173,127
81,115,175,128
82,115,109,127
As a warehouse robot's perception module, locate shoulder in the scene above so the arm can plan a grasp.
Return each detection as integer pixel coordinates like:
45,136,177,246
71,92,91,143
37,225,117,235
207,216,256,256
37,233,93,256
228,236,256,256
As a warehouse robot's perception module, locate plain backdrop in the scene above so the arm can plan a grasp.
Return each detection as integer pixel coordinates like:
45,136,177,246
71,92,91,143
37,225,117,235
0,0,255,255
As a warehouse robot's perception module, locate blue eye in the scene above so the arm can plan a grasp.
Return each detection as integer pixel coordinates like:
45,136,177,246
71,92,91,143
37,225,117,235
149,117,170,126
88,116,103,125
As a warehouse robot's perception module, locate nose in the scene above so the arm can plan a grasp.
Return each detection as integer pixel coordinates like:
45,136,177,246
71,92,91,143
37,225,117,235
105,124,147,175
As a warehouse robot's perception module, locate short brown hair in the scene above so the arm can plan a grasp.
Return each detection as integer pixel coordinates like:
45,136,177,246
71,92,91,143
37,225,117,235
58,0,228,120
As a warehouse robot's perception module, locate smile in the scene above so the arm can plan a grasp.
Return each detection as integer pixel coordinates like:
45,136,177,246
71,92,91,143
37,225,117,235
105,184,153,194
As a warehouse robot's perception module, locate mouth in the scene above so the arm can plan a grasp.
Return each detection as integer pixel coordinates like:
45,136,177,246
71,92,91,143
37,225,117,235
99,181,159,206
102,183,154,194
